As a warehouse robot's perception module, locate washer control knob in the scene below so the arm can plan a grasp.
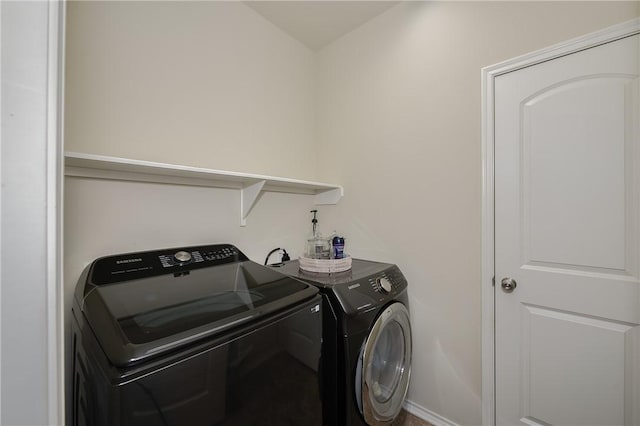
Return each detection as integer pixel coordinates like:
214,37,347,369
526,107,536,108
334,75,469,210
174,251,192,263
378,277,392,293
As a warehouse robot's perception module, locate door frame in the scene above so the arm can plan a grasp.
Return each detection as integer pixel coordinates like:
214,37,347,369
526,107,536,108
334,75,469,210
480,17,640,426
49,1,66,423
0,0,65,423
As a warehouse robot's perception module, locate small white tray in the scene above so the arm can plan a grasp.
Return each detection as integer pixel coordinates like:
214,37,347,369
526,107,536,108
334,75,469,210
299,255,352,273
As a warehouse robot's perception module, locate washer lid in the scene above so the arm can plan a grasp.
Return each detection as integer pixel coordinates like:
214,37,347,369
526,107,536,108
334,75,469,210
80,254,317,367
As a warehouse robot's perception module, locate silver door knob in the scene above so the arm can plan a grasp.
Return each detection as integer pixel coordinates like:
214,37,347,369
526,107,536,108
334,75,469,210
501,277,517,293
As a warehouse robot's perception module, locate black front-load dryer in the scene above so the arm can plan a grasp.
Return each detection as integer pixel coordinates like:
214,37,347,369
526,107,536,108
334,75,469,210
278,259,412,426
70,244,323,426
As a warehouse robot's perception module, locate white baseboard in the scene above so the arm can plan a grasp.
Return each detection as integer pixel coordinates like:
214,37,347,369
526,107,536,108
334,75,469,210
403,399,460,426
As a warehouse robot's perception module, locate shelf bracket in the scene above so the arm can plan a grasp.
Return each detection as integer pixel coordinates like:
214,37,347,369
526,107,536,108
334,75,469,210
315,187,343,205
240,180,266,226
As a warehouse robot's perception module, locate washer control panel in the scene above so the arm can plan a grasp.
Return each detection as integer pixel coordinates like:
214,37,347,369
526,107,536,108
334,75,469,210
173,251,192,263
158,246,239,268
90,244,247,285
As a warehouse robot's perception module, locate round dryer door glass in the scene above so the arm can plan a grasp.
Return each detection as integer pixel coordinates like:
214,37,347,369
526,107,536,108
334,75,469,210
359,302,412,425
369,321,405,402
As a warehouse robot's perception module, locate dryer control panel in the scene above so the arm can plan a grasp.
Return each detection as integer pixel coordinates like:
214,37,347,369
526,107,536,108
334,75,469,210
277,258,408,317
332,265,407,316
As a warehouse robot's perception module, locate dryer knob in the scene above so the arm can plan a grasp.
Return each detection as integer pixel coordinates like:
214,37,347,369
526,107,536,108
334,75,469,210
378,277,392,293
174,251,192,263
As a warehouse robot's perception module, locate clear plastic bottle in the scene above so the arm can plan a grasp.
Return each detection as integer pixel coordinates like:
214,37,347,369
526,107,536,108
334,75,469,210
305,210,330,259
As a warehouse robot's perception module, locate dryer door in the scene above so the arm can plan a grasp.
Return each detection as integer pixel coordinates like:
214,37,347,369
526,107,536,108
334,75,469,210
357,302,412,425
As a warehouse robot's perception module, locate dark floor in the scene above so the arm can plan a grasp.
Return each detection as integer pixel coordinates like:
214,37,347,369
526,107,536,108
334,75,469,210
391,409,434,426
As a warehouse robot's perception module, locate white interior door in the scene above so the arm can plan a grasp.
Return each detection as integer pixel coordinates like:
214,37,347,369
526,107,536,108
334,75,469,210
494,33,640,426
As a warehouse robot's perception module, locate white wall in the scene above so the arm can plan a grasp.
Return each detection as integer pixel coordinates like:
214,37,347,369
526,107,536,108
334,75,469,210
65,1,317,180
315,2,640,425
1,1,62,424
64,1,320,308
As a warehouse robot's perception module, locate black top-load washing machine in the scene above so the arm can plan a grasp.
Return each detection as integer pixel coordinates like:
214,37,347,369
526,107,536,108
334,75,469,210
71,244,323,426
278,259,412,426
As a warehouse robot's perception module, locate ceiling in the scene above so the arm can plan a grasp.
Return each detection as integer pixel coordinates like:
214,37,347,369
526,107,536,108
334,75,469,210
244,1,400,51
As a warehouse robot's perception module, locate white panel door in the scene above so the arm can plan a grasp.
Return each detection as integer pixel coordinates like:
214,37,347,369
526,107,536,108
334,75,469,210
495,34,640,426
